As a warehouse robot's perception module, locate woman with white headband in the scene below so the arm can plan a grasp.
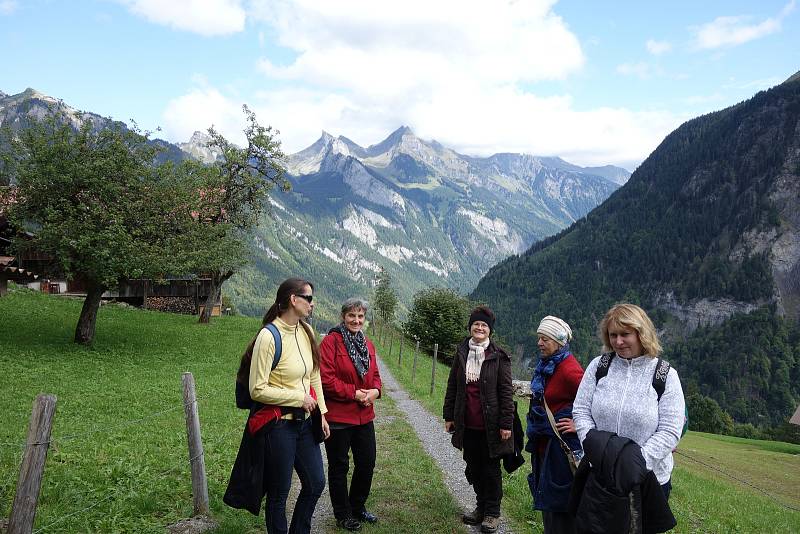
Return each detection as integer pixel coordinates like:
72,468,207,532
526,315,584,534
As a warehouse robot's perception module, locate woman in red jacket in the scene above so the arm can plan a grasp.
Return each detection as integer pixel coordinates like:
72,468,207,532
320,298,382,532
526,315,584,534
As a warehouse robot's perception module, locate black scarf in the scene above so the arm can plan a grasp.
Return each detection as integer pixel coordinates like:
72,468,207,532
330,324,370,378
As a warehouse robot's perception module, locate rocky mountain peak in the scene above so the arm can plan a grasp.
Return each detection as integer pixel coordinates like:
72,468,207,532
178,131,220,164
364,125,417,158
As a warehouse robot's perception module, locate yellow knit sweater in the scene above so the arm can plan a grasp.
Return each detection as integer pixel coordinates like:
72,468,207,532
249,316,327,415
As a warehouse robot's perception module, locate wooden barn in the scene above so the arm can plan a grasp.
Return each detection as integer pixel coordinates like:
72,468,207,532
0,215,221,315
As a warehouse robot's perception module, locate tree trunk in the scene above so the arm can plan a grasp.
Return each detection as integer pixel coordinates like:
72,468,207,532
198,270,232,324
0,278,7,297
74,282,105,344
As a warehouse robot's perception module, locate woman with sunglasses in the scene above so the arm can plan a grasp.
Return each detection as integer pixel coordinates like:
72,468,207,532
320,298,382,531
236,277,331,534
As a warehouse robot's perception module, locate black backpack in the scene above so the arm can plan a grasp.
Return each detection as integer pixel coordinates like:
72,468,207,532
594,353,688,436
235,323,282,410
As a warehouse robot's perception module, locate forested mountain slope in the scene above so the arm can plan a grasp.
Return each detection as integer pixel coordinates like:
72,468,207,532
472,73,800,428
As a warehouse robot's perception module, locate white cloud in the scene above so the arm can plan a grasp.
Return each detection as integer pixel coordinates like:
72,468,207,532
162,80,685,170
692,0,795,49
646,39,672,55
162,87,246,144
0,0,18,15
161,0,686,168
119,0,245,36
250,0,584,94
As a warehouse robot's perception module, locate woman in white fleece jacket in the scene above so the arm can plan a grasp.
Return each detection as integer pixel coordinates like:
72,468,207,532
572,303,685,499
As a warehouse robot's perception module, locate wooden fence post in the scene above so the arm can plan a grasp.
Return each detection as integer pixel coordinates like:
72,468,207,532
388,328,394,357
411,340,419,385
379,320,384,343
397,334,403,365
430,343,438,395
371,312,375,338
9,394,57,534
182,372,209,516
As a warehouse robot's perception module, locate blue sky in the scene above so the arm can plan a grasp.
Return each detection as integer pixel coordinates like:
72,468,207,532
1,0,798,170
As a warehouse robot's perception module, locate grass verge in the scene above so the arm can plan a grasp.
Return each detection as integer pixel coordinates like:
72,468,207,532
0,288,468,533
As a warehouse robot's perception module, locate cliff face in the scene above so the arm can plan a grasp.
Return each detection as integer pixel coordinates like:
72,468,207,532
768,126,800,320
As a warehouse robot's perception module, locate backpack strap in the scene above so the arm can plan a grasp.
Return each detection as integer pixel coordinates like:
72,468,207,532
652,358,670,401
243,324,283,414
264,323,282,371
596,353,671,402
594,352,614,383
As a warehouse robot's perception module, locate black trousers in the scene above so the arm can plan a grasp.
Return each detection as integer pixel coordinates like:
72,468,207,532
462,428,502,517
542,510,576,534
323,421,376,521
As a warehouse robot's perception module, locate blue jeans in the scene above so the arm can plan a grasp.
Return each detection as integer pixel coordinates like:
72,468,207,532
264,418,325,534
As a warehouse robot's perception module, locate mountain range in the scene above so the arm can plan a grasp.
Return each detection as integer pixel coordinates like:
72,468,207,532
204,125,628,320
0,87,628,323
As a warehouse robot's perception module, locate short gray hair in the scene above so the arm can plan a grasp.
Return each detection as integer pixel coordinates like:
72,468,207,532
341,297,369,315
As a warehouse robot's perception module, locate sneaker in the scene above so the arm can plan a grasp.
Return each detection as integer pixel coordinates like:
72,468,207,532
461,507,484,525
336,517,362,531
358,510,378,524
480,516,500,533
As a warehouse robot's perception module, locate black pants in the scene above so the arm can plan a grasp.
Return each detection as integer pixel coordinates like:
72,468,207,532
542,510,576,534
463,428,502,517
324,421,376,521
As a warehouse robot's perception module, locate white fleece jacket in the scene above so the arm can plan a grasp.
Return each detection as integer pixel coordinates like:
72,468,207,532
572,354,685,484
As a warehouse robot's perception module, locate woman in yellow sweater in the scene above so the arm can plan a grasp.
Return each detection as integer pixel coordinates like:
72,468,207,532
238,277,330,534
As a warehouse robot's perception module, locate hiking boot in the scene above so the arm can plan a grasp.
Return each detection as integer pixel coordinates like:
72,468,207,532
480,516,500,533
336,517,362,531
461,507,484,525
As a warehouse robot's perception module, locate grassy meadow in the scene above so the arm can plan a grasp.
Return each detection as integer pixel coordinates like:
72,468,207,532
370,323,800,534
0,288,465,533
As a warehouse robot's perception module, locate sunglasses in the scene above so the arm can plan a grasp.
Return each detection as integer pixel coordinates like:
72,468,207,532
295,294,314,303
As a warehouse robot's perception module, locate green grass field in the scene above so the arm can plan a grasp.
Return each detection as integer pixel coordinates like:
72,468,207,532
0,288,466,533
370,323,800,534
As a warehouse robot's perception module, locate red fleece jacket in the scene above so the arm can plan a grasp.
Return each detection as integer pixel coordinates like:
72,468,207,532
320,330,382,426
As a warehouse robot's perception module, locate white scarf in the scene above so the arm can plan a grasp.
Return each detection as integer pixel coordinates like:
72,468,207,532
466,338,490,383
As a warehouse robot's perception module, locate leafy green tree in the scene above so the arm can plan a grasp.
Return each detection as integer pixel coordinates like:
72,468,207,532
373,267,398,323
686,393,734,435
403,287,471,359
4,110,192,344
190,105,289,324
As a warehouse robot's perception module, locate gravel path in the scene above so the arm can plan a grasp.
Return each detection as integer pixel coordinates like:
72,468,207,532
287,358,517,533
378,359,516,534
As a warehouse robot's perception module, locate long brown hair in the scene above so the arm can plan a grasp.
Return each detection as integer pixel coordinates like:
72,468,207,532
236,278,320,384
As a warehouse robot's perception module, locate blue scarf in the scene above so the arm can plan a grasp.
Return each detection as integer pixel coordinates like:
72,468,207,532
530,344,571,403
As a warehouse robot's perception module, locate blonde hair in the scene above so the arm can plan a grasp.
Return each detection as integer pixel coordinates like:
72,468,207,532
599,303,662,357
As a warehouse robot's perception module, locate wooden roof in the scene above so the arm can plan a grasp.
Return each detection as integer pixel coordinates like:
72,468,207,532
0,255,40,283
790,404,800,426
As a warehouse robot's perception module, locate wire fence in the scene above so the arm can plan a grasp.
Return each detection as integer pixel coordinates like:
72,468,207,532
0,380,241,534
29,422,242,534
673,449,800,513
